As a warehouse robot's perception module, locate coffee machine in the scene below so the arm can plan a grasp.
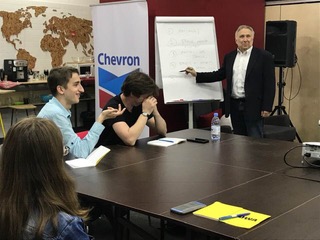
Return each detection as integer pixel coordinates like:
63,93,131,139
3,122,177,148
3,59,28,82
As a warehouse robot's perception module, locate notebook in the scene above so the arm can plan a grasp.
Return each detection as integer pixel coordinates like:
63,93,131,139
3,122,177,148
65,145,110,168
147,137,186,147
193,201,271,229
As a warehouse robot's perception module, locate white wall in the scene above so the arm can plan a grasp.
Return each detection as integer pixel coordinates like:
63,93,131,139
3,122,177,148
0,0,99,71
25,0,99,6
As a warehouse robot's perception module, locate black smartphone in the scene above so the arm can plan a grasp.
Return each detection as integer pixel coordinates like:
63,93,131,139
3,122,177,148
187,138,209,144
170,201,206,215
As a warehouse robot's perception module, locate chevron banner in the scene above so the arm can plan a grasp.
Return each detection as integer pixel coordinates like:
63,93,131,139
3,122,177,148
91,0,149,111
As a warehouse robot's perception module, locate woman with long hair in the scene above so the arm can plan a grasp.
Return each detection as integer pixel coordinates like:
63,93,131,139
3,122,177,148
0,117,91,239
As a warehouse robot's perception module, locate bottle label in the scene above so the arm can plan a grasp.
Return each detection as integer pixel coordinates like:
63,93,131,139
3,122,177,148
211,126,220,135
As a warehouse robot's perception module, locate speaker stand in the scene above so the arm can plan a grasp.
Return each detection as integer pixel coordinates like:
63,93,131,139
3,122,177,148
270,67,302,143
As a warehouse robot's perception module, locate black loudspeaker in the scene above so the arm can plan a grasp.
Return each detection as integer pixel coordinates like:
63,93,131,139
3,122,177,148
265,20,297,68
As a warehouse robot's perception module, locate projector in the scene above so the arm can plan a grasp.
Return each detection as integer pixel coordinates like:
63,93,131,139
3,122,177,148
302,142,320,160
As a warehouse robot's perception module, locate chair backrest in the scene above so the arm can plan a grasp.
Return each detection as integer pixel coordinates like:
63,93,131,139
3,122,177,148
76,130,88,139
263,115,296,141
193,101,221,128
264,115,291,127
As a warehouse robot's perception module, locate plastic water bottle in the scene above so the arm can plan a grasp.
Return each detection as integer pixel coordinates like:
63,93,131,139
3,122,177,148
211,112,220,141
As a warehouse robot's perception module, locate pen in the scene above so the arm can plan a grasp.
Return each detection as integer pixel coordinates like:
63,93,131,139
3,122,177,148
159,139,174,143
219,212,250,221
179,70,187,72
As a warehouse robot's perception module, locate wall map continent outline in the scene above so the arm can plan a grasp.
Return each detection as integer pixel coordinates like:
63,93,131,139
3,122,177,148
0,5,93,70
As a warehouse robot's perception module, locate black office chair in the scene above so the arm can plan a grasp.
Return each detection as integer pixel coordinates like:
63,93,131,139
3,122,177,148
263,115,296,141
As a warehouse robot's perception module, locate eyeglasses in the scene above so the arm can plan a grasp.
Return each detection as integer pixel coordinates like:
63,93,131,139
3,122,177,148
63,146,70,156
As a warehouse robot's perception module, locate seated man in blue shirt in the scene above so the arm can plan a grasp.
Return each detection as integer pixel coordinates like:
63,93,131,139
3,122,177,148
38,66,125,158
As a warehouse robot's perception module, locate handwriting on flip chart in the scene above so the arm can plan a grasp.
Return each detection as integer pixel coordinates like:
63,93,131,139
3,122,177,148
155,17,224,103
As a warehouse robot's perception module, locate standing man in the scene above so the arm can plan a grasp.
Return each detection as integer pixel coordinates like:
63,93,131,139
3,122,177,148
185,25,275,138
97,71,167,146
38,66,125,158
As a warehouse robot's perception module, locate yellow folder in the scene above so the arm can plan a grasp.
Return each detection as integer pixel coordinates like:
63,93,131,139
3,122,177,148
193,201,271,229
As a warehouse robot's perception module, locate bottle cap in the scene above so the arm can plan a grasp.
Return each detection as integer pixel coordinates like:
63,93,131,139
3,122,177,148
214,112,218,117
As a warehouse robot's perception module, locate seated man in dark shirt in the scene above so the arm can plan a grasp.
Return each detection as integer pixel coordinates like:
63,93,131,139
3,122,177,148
97,71,167,146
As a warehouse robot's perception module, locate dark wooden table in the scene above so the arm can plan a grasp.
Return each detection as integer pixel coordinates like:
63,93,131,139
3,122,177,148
67,129,320,239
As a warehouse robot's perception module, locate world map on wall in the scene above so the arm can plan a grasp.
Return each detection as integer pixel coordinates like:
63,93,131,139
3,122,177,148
0,6,93,70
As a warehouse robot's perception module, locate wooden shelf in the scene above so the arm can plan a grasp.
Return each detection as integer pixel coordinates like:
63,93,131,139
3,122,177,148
0,102,45,109
19,80,48,85
0,89,15,94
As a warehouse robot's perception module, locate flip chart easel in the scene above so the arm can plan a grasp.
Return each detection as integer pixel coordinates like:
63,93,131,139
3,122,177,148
155,16,223,129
